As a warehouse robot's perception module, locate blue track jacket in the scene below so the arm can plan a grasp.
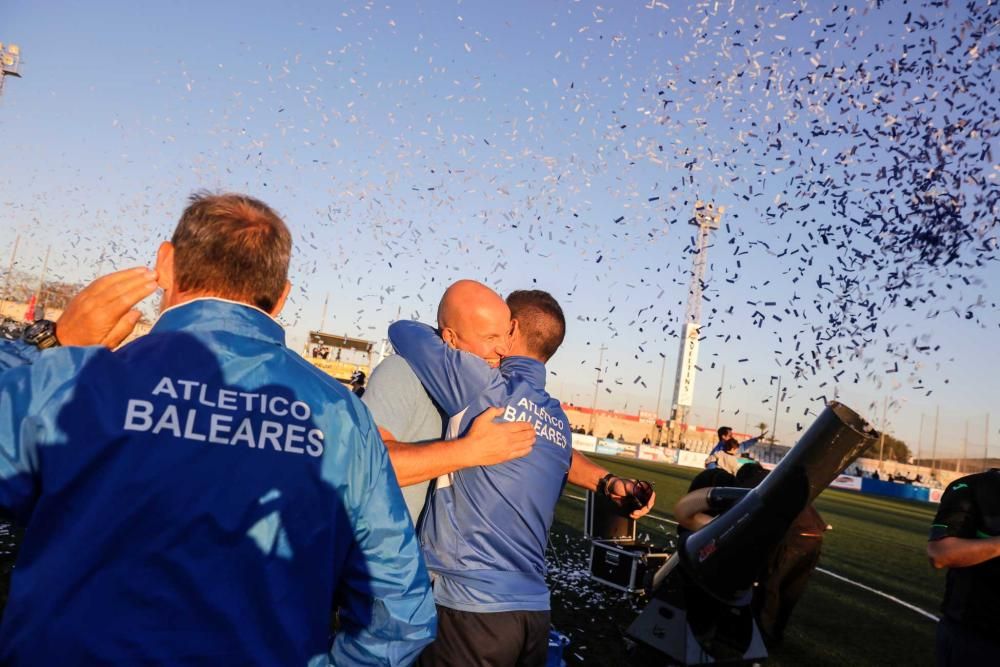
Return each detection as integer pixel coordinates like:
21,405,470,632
0,299,435,666
705,436,762,474
388,321,572,613
709,436,762,457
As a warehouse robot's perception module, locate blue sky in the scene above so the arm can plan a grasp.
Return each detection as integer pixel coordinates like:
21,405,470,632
2,0,998,457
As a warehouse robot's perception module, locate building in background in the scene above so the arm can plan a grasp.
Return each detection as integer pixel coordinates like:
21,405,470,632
303,331,375,390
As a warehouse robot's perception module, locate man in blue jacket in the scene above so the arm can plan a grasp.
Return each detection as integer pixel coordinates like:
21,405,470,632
389,284,598,666
0,192,435,665
706,426,766,475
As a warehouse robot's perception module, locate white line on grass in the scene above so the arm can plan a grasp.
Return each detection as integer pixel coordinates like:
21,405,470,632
813,568,939,621
562,493,939,622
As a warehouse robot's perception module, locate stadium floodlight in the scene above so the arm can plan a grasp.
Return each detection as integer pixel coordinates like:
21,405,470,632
0,43,23,96
667,200,724,446
690,200,723,230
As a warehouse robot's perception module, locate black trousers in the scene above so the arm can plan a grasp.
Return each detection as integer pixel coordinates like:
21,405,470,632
417,605,550,667
936,617,1000,667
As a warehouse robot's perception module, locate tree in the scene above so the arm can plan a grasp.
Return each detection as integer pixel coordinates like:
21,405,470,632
863,433,911,463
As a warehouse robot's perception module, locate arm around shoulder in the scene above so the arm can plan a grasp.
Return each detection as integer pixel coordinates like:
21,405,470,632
387,320,495,416
383,436,471,487
384,407,535,486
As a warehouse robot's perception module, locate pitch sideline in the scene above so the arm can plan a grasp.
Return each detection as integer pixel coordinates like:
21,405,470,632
561,492,939,622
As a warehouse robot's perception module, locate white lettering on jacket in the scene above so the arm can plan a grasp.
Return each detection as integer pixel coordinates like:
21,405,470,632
501,398,568,448
122,377,324,457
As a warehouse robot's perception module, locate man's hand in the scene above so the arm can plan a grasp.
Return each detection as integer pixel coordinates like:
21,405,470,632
567,451,654,518
606,477,657,519
56,267,159,348
459,407,535,467
674,488,713,531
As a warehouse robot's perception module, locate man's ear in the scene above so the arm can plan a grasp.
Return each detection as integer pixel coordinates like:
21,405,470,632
155,241,175,292
506,318,520,352
270,281,292,317
440,327,458,349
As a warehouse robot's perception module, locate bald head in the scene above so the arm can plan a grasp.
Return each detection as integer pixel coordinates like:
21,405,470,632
437,280,512,367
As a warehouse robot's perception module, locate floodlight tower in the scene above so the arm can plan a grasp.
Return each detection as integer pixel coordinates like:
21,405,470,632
0,43,23,96
669,200,723,444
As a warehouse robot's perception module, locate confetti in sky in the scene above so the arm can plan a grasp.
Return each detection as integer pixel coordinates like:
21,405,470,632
2,0,997,453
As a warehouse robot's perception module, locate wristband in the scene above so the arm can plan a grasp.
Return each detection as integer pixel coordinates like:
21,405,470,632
596,473,616,497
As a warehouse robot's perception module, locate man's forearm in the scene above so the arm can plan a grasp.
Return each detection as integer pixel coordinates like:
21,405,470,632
378,407,535,487
927,536,1000,569
567,449,657,519
674,488,713,531
567,449,611,491
385,438,473,487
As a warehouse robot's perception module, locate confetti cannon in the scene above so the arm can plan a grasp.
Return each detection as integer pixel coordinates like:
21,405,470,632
627,401,877,665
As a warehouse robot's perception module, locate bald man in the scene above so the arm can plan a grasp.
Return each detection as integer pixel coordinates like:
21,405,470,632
388,284,655,666
362,281,537,522
366,282,653,522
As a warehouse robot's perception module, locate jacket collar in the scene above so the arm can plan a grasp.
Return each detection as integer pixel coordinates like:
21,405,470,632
150,297,286,346
500,355,547,388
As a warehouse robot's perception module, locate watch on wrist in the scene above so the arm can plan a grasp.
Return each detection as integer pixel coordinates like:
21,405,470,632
596,473,616,498
22,319,61,350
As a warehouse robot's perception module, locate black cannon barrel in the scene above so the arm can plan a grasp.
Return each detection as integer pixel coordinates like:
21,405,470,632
678,401,878,605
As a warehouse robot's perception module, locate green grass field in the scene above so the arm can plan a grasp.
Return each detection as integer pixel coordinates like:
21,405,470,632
547,455,944,667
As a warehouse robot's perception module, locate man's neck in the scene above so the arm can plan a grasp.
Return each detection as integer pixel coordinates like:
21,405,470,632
159,294,278,322
506,344,546,364
504,353,546,365
161,290,218,312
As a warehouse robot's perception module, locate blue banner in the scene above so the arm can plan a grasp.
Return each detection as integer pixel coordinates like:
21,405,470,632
860,478,930,502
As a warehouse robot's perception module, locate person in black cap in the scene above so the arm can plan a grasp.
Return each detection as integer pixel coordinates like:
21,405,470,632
927,469,1000,666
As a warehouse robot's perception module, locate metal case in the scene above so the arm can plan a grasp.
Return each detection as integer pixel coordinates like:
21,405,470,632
584,490,636,541
589,540,670,593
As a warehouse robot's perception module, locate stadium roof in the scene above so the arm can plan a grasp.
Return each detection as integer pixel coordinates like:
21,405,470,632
307,331,374,353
